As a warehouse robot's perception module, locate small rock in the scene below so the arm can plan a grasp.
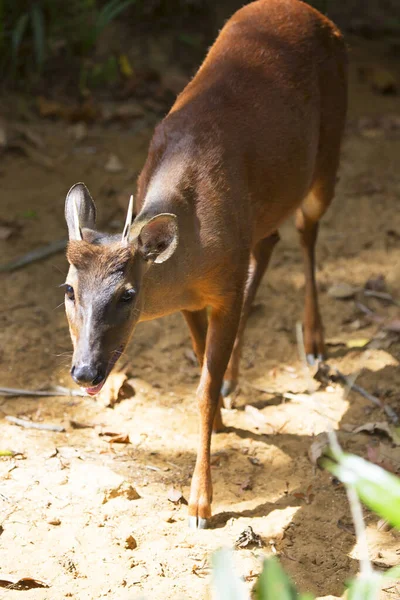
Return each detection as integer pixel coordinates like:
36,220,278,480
105,154,124,173
125,534,137,550
69,122,88,142
48,517,61,526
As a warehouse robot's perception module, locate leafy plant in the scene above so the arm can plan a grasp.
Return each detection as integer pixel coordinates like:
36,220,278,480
211,450,400,600
0,0,137,82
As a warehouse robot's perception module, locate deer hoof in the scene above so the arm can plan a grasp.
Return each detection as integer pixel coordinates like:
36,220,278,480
188,516,210,529
221,379,236,397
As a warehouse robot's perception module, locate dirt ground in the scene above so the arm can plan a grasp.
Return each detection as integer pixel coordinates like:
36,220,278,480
0,35,400,600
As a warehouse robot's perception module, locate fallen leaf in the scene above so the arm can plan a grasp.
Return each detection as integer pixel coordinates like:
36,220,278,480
244,404,275,434
0,575,49,589
105,154,124,173
235,526,262,549
346,338,370,349
370,67,398,95
365,274,386,292
102,481,140,503
353,422,400,445
384,319,400,333
69,420,94,429
308,432,330,466
327,282,360,299
240,477,253,491
367,443,399,474
98,372,134,407
119,54,134,78
108,433,130,444
0,226,14,240
125,534,137,550
167,487,188,505
37,96,63,118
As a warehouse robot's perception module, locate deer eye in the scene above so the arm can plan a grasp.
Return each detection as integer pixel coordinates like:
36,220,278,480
65,285,75,301
120,288,136,303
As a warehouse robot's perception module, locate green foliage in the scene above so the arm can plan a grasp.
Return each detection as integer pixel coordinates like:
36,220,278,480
324,453,400,529
256,557,313,600
0,0,137,82
211,450,400,600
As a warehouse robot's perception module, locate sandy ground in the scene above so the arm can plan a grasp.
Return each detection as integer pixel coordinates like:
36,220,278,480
0,36,400,600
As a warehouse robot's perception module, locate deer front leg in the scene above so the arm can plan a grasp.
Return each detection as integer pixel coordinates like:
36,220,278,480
182,308,225,433
188,295,243,529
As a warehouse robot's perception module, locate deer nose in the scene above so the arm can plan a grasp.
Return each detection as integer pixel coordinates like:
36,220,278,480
71,364,104,386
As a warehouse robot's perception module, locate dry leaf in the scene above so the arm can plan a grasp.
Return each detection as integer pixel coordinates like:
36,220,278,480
235,526,262,549
244,405,275,434
167,487,188,505
0,575,49,589
353,422,400,446
108,433,130,444
105,154,124,173
365,274,386,292
37,96,63,118
308,432,330,466
346,338,370,349
0,225,14,240
239,476,253,491
367,443,398,474
98,372,133,407
70,420,94,429
125,534,137,550
327,283,360,299
384,319,400,333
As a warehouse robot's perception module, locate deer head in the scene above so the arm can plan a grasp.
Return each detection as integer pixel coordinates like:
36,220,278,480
64,183,178,394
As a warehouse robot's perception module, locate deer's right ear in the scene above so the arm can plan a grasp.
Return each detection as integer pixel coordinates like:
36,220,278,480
65,183,97,241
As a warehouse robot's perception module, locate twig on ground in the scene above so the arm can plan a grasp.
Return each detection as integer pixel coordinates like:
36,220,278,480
0,239,67,273
363,289,400,306
0,386,87,398
334,368,399,425
5,416,65,432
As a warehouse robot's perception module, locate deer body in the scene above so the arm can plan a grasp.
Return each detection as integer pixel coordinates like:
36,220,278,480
64,0,347,528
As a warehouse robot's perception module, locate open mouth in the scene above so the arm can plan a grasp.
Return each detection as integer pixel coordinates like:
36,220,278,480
84,345,124,396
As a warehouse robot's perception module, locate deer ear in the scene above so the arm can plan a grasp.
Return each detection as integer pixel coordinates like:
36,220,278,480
65,183,97,241
135,213,179,264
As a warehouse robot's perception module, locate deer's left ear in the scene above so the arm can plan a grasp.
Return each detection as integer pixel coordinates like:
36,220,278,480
134,213,179,264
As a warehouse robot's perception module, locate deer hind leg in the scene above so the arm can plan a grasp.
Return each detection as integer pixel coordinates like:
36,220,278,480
296,181,335,364
221,232,280,397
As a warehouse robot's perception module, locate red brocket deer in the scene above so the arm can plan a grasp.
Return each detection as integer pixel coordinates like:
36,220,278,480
63,0,347,528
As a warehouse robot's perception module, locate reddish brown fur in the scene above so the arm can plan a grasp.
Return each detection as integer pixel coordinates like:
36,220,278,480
67,241,132,277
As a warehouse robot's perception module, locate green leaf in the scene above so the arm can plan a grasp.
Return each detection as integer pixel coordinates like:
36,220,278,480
11,12,29,60
31,4,46,70
211,549,249,600
383,565,400,580
346,573,382,600
324,454,400,529
256,557,299,600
